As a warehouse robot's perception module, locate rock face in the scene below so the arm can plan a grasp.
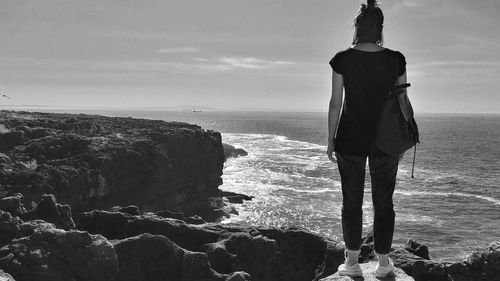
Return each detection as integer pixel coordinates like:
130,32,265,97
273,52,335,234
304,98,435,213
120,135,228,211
112,233,250,281
389,248,448,281
358,230,500,281
0,110,226,219
0,220,118,281
1,197,499,281
405,239,430,260
0,194,347,281
0,196,119,281
222,143,248,159
447,242,500,281
74,207,345,281
359,231,448,281
19,193,75,230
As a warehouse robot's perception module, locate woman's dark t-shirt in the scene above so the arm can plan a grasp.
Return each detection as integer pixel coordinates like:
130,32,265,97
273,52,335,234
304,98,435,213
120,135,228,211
329,48,406,156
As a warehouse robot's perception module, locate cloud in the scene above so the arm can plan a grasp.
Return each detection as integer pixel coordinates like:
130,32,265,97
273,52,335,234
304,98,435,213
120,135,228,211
407,60,500,79
219,57,294,69
156,47,200,53
0,54,298,79
192,56,295,71
412,60,500,68
384,0,426,13
402,0,422,7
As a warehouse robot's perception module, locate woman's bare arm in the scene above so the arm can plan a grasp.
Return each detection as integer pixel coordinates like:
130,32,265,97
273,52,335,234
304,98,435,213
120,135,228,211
327,70,343,162
397,71,407,86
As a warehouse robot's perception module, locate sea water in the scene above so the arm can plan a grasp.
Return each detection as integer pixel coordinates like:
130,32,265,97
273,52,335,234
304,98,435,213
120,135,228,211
35,109,500,262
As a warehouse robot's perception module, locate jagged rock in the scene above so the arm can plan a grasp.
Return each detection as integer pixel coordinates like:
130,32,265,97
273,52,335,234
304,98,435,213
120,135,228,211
0,194,25,217
156,209,184,220
184,215,207,225
75,210,345,281
361,229,374,245
389,248,448,281
319,261,415,281
0,211,22,248
0,224,118,281
17,125,52,139
112,233,249,281
405,239,430,260
126,216,221,252
203,241,234,274
16,220,56,239
257,228,344,281
75,210,134,240
360,243,375,263
77,209,217,250
448,242,500,281
112,233,185,281
466,242,500,279
0,269,15,281
357,230,377,263
222,143,248,159
223,233,279,279
58,117,102,136
0,214,64,250
0,130,25,153
0,153,11,164
182,251,231,281
0,214,56,249
109,205,140,216
352,234,448,281
18,133,92,160
20,194,75,230
219,191,254,204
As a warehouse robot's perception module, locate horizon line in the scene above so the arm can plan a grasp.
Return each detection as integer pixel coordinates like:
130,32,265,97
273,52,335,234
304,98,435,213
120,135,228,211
0,105,499,115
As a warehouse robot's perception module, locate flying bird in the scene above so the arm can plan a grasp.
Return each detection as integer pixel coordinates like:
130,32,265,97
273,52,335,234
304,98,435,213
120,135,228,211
1,93,11,99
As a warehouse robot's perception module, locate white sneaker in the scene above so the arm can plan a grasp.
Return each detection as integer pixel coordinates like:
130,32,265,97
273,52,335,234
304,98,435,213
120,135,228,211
338,250,363,277
374,256,394,278
338,262,363,277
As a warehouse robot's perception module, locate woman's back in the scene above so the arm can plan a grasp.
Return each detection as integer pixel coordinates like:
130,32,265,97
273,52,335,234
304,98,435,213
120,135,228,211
329,48,406,156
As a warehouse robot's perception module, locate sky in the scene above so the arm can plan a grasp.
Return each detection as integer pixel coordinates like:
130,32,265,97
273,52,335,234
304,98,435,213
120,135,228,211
0,0,499,113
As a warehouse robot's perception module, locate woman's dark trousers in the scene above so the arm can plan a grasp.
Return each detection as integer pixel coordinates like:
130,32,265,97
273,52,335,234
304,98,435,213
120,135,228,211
335,152,399,254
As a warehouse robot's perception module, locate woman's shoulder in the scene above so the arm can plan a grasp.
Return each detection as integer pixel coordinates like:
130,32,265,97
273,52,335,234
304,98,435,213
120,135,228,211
385,48,407,74
329,48,355,67
384,48,406,59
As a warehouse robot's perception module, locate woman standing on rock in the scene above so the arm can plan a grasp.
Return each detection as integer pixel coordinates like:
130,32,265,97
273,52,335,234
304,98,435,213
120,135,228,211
326,0,407,278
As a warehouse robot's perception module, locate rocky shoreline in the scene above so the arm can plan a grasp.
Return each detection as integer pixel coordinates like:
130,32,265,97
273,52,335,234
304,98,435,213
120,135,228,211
0,110,498,281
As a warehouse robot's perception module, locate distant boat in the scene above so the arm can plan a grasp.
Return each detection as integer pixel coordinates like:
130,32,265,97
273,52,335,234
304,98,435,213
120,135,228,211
192,110,203,112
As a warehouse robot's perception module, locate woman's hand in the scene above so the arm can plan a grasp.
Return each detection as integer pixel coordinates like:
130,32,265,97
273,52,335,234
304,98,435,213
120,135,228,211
327,140,337,163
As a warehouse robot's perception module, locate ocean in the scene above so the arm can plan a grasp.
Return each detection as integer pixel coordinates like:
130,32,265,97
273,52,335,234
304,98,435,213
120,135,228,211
26,109,500,262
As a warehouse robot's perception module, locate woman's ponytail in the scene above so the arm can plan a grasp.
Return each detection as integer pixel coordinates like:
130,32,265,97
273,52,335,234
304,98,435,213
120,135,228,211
360,0,378,13
367,0,377,9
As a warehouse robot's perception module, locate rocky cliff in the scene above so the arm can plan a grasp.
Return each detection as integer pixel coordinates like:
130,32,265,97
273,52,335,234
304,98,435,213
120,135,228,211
0,110,228,219
0,194,344,281
1,194,499,281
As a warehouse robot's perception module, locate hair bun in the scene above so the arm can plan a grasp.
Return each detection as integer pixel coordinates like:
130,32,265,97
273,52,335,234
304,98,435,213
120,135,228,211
367,0,377,9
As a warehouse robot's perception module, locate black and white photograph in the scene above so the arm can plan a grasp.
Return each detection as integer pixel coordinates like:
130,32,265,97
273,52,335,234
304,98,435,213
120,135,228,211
0,1,499,280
